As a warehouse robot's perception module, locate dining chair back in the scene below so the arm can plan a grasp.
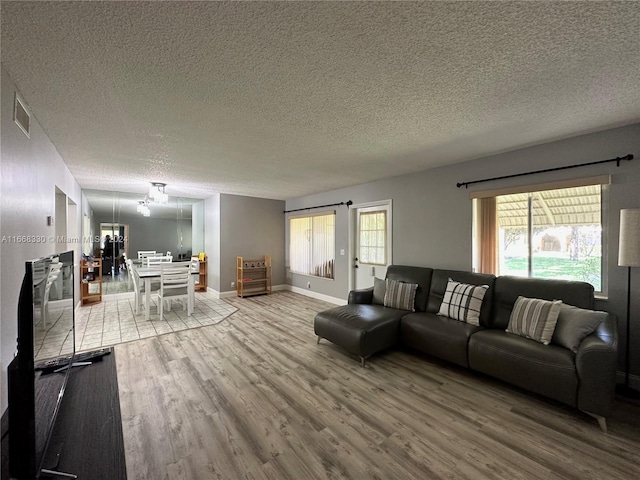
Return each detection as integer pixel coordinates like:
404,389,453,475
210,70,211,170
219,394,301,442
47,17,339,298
47,261,64,301
157,263,191,320
41,264,61,328
190,257,200,287
146,255,172,266
41,279,54,328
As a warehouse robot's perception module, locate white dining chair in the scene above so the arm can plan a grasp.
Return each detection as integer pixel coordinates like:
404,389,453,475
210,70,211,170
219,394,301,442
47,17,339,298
41,279,54,328
138,250,157,260
47,262,64,300
190,257,200,288
41,264,61,328
127,258,158,315
156,263,191,320
146,255,172,267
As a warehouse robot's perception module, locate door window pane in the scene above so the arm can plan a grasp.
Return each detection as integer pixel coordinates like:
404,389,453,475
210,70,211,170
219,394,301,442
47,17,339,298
359,211,386,265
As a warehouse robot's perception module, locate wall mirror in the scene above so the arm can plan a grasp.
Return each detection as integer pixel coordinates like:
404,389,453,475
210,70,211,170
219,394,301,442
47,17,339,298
81,189,204,294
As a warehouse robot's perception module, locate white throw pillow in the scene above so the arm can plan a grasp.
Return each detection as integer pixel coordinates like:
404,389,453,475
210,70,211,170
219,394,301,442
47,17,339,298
437,279,488,326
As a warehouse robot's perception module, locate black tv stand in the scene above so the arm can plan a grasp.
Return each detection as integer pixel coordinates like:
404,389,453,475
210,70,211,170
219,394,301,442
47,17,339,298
41,442,77,479
36,348,112,375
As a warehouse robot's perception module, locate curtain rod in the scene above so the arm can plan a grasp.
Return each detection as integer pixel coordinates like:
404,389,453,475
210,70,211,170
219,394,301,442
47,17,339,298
456,154,633,189
284,200,352,214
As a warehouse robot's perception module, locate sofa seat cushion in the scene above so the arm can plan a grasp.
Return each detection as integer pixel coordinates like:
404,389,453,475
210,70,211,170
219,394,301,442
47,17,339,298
468,330,578,407
400,312,484,368
314,304,405,359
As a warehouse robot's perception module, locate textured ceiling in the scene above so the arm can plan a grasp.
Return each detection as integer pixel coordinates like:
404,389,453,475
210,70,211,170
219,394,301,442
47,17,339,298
1,1,639,201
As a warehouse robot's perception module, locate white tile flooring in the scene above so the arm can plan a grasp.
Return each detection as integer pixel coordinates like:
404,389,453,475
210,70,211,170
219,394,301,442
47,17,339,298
35,292,238,361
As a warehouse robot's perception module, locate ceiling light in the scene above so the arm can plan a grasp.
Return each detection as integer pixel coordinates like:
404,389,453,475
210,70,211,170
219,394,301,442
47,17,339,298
137,200,151,217
149,182,168,204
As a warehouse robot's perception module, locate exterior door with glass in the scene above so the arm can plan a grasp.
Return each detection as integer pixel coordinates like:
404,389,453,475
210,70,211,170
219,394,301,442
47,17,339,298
352,201,392,290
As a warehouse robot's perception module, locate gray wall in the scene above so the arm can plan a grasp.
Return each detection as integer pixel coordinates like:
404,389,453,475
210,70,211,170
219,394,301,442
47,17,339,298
286,123,640,377
93,214,192,259
219,194,285,293
0,68,82,411
203,193,285,294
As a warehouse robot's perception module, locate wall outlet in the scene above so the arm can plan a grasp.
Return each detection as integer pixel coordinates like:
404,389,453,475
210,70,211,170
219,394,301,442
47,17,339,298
231,281,235,287
307,281,311,289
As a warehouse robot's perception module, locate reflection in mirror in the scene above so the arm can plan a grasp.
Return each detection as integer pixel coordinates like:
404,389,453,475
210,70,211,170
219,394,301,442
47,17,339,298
81,189,197,295
33,251,75,361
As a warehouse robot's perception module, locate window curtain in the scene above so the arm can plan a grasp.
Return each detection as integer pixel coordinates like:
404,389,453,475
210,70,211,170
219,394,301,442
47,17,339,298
289,213,335,279
478,197,498,274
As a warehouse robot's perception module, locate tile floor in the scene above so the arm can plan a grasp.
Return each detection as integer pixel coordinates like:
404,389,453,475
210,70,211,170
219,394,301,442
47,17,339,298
35,291,238,361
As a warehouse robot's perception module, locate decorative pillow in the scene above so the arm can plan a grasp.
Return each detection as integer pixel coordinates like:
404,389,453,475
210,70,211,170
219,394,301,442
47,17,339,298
373,277,386,305
552,304,606,352
506,296,562,345
384,279,418,311
437,279,488,326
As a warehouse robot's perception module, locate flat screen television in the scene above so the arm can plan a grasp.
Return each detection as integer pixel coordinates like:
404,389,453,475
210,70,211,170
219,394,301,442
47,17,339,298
7,251,76,480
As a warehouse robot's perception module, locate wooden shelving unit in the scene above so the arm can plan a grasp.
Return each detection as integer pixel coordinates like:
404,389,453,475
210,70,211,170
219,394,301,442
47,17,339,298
194,255,208,292
81,258,102,305
236,255,271,298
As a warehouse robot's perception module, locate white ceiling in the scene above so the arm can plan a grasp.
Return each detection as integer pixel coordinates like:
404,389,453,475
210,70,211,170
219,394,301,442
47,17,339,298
1,2,639,201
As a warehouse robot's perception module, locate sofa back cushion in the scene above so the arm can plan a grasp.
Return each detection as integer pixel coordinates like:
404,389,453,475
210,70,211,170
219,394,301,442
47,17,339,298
552,303,607,352
385,266,433,312
428,270,496,327
492,276,594,330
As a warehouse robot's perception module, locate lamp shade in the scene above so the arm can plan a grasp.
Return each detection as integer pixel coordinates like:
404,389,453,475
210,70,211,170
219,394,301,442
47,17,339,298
619,208,640,267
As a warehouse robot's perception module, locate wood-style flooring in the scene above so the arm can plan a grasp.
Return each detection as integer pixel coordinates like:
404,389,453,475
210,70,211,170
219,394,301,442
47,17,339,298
115,291,640,480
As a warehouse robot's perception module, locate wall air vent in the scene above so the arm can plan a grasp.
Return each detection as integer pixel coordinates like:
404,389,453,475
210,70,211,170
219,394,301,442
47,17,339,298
14,93,30,138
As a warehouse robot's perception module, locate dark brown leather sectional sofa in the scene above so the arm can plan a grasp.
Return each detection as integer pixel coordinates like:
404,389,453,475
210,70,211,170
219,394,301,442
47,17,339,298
314,265,618,431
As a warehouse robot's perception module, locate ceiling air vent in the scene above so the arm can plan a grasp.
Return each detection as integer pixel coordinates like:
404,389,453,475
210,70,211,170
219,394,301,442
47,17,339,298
14,93,30,138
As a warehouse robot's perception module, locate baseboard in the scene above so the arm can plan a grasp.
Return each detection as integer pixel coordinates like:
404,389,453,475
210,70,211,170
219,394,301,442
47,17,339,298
616,371,640,390
212,285,344,305
215,284,289,299
286,285,346,305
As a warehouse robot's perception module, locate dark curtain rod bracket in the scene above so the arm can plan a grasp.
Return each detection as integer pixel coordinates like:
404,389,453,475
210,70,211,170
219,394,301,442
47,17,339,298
456,154,633,189
284,200,353,214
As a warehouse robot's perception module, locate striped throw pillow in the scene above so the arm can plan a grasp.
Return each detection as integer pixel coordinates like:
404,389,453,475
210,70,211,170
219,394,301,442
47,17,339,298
437,279,488,326
507,296,562,345
383,279,418,311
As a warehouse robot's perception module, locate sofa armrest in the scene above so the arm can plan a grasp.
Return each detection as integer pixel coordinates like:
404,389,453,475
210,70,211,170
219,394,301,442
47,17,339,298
348,287,374,304
576,313,618,417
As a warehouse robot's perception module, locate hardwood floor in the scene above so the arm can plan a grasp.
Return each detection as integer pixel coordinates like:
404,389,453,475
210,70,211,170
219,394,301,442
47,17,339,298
115,291,640,480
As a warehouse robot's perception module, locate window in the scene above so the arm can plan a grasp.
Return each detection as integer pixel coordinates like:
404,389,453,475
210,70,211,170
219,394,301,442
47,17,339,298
289,212,335,279
473,177,608,293
359,210,387,265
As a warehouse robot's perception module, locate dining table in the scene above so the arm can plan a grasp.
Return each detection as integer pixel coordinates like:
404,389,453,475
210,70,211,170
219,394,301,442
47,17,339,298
134,265,199,320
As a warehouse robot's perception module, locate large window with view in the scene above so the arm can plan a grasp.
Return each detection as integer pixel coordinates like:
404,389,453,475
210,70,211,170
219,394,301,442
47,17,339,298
289,212,335,279
473,179,607,293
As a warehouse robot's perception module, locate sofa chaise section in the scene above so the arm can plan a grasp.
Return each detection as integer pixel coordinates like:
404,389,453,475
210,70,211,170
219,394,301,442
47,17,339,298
314,265,433,366
314,304,407,367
